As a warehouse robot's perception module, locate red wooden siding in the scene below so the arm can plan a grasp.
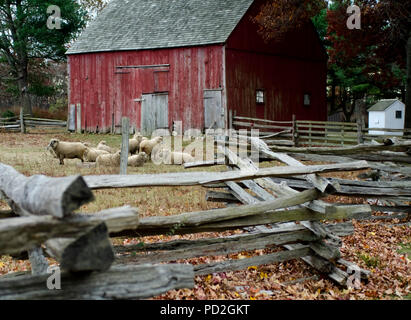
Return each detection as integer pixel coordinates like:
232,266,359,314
224,0,328,122
68,45,224,133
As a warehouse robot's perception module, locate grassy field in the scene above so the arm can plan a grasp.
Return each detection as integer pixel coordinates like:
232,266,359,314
0,129,410,300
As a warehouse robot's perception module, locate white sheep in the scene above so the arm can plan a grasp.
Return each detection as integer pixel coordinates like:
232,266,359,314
129,133,145,155
127,152,148,167
96,140,117,154
96,150,122,167
84,147,110,162
160,148,195,165
48,139,87,165
139,136,163,156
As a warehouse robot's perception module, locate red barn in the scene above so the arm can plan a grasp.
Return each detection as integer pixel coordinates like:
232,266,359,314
67,0,327,135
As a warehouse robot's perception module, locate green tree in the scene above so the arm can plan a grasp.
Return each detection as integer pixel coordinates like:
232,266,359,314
0,0,87,114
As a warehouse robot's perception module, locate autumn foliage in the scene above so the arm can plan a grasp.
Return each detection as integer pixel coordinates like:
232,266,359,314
253,0,327,42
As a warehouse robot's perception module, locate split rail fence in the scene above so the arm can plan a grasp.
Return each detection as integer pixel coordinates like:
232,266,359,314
0,110,66,133
0,136,380,299
230,113,411,147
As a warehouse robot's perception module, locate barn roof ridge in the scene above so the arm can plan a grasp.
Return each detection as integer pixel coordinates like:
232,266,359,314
368,99,403,112
66,0,255,55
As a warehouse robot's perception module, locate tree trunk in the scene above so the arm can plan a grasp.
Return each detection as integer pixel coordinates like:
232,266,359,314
405,33,411,128
17,66,32,115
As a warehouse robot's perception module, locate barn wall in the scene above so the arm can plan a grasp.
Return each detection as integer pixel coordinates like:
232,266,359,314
68,45,224,133
224,0,328,122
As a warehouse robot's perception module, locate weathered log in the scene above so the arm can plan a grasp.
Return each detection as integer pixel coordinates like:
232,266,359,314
270,176,411,197
0,264,194,300
0,163,94,218
116,229,319,265
183,159,226,169
0,206,139,255
268,141,411,155
337,259,370,280
283,243,333,273
218,144,338,215
115,222,308,253
45,223,115,272
84,161,369,189
205,191,240,203
133,188,321,232
255,177,336,214
225,181,259,204
117,205,370,237
194,246,311,275
287,152,411,169
309,240,341,261
250,137,339,193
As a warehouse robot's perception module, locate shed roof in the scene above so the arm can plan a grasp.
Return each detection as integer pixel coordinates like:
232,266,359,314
368,99,401,112
66,0,254,55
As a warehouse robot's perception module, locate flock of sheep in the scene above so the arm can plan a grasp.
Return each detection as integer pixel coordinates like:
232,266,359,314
46,133,195,167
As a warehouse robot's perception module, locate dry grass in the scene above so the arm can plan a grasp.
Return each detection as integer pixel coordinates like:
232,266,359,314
0,129,229,215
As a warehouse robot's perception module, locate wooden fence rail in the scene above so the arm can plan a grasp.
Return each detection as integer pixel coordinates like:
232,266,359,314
0,110,66,132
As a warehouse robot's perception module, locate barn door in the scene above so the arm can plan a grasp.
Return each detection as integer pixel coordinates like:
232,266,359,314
141,93,169,136
204,90,224,129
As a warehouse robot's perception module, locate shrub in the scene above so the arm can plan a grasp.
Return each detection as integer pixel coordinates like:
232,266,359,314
1,110,16,119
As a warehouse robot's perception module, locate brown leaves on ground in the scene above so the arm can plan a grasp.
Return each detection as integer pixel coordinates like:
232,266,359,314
152,220,410,300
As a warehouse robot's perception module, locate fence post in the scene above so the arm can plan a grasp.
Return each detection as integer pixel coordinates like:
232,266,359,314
228,109,233,130
20,107,25,134
357,119,364,145
292,114,298,147
76,103,82,134
308,122,312,147
120,117,129,175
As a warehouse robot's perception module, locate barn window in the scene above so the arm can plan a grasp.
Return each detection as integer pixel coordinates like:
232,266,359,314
304,93,311,106
395,110,402,119
256,90,264,104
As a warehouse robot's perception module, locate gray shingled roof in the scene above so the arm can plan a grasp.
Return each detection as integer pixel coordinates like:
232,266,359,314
66,0,254,54
368,99,399,112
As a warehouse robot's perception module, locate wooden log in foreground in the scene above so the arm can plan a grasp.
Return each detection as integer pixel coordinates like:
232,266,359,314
117,229,319,265
83,160,369,189
0,163,94,218
133,188,321,231
0,264,194,300
116,205,370,237
45,223,115,272
0,206,139,255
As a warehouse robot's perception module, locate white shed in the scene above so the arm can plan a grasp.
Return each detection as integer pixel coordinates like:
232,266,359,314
367,99,405,136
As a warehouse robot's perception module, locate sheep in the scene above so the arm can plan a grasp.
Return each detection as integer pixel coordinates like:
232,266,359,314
127,152,148,167
96,150,121,167
48,139,87,165
83,147,110,162
139,136,163,156
82,142,93,148
129,133,144,155
160,148,195,165
97,141,116,153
